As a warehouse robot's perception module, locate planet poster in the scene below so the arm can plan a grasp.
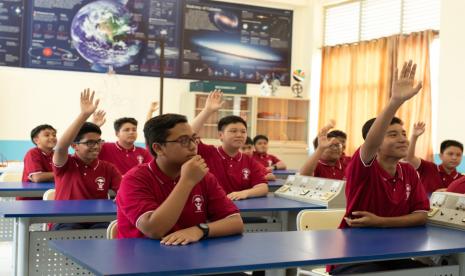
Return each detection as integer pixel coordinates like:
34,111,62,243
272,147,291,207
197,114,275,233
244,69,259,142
0,0,25,67
23,0,182,76
181,0,293,86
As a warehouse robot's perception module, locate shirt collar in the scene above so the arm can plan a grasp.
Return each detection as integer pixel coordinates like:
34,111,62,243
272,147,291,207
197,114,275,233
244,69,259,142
73,155,100,170
115,141,136,153
217,146,242,162
38,148,53,157
438,164,459,179
148,160,179,185
378,161,404,182
318,158,342,170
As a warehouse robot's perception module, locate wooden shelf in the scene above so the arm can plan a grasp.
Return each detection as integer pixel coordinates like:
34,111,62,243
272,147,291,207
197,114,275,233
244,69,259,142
257,118,306,123
195,108,251,112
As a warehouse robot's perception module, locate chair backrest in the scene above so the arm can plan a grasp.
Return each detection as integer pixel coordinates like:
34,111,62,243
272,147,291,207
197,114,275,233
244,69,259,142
42,189,55,200
0,171,23,182
106,220,118,239
296,209,346,231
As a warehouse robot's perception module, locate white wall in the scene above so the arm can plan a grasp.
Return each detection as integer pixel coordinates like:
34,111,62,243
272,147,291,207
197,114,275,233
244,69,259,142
0,0,314,146
437,0,465,147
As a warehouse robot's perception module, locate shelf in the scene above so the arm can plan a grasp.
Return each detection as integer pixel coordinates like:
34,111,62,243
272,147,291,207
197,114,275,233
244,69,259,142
195,108,251,112
257,118,306,123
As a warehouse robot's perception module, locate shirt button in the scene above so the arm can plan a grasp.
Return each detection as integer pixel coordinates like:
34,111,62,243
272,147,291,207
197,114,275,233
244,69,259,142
85,166,88,168
83,173,87,176
393,179,396,182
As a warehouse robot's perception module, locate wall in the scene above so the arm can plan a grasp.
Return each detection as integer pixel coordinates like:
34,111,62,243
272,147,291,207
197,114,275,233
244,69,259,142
0,0,314,166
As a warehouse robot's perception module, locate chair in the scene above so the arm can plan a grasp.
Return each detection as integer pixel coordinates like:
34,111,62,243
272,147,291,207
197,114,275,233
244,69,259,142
0,171,23,182
296,209,346,276
106,220,118,239
42,189,55,201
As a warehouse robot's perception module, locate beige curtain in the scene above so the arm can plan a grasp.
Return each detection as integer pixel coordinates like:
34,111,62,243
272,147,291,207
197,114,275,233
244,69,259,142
318,30,436,160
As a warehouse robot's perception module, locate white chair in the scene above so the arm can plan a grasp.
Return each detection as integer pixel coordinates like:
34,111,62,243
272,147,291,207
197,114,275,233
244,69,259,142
0,171,23,182
106,220,118,239
296,209,346,276
42,189,55,201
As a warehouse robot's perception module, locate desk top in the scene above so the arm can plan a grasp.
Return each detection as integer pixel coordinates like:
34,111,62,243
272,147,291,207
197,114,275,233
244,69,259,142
273,169,297,175
268,179,285,187
0,181,54,191
49,226,465,276
0,196,321,218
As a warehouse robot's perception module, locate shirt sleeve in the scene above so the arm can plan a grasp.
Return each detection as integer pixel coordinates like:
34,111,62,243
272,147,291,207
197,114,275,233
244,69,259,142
203,173,240,222
116,172,159,227
417,159,436,175
108,163,122,192
408,168,430,212
52,155,72,176
447,178,465,193
23,150,46,180
197,141,216,158
346,148,375,187
249,158,268,186
270,154,281,164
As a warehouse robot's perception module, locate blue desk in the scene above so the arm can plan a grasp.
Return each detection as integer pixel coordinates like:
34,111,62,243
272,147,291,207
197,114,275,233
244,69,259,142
268,179,285,192
1,196,321,276
273,169,297,179
0,182,54,197
49,226,465,276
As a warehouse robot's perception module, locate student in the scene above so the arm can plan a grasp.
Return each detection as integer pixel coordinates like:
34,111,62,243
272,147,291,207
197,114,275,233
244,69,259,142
240,137,254,157
52,89,122,230
192,90,268,200
331,61,429,274
116,114,244,243
447,177,465,194
299,123,349,180
405,122,463,193
22,124,56,183
252,135,286,170
146,101,159,122
99,117,152,175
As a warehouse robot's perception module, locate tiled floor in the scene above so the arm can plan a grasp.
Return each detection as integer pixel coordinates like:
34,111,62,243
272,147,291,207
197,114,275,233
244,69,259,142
0,241,13,276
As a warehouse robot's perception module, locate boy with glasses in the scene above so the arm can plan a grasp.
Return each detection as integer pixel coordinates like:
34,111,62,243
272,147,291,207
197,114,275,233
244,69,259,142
116,114,243,242
192,90,268,200
52,89,122,230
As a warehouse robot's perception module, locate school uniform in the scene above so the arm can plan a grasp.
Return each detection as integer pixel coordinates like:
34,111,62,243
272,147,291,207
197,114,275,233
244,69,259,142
20,147,54,200
447,177,465,194
116,160,239,238
198,143,267,194
314,157,349,180
252,152,281,168
416,159,462,194
99,142,152,175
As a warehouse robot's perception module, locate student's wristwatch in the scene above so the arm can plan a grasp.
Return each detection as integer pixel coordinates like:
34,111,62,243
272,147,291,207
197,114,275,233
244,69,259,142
197,223,209,240
272,165,278,170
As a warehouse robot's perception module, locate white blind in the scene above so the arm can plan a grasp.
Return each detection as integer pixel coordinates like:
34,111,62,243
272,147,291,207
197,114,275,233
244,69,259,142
324,0,440,46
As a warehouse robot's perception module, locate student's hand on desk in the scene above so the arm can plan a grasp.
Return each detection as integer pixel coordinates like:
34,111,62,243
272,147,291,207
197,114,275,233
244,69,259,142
91,110,106,127
412,122,426,137
265,173,276,181
180,155,209,187
80,88,99,116
160,226,203,246
227,191,249,201
344,211,383,227
205,89,224,112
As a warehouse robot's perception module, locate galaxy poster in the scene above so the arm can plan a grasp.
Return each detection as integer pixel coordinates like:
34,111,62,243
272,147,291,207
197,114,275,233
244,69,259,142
181,0,292,86
23,0,182,76
0,0,25,67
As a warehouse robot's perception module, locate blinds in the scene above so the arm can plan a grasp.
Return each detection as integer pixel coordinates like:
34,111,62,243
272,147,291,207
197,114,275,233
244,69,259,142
324,0,440,46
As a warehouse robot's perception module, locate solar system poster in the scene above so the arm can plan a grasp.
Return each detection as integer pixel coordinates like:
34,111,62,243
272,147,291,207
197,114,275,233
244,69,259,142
181,0,293,86
0,0,25,67
23,0,182,77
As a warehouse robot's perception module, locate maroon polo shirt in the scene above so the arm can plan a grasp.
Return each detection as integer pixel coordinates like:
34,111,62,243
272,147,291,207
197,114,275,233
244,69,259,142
252,152,281,168
417,159,463,194
314,157,349,180
197,142,267,194
116,160,239,238
340,148,430,228
447,177,465,194
53,155,121,200
99,142,152,175
22,147,53,182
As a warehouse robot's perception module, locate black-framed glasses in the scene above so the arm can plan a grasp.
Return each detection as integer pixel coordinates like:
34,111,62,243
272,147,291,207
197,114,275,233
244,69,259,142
163,135,200,148
75,139,105,147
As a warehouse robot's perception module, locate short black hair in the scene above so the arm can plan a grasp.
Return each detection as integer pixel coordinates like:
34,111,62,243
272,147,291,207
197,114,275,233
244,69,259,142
313,129,347,149
30,124,56,145
440,140,463,154
245,136,253,145
144,114,188,156
362,117,403,140
253,135,268,145
114,117,138,132
74,122,102,143
217,115,247,131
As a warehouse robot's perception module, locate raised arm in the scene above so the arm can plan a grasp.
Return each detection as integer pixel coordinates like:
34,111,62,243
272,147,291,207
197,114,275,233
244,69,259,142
53,89,99,167
191,90,224,134
300,122,336,176
360,61,422,163
146,102,159,122
91,110,106,127
405,122,425,169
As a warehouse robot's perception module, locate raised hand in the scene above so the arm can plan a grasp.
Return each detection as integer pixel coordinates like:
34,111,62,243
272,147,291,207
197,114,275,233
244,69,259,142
91,110,106,127
149,102,159,113
204,89,224,112
391,60,423,104
80,88,99,116
317,120,336,150
412,122,426,137
180,155,209,187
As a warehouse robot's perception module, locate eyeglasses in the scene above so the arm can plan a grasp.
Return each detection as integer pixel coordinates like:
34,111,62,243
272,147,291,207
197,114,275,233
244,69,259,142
226,129,247,135
163,135,200,148
75,139,105,147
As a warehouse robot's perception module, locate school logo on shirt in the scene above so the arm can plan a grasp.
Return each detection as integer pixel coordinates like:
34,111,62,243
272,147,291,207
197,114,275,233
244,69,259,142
95,177,106,191
242,168,251,180
267,160,273,167
192,195,204,213
405,183,411,200
136,155,144,164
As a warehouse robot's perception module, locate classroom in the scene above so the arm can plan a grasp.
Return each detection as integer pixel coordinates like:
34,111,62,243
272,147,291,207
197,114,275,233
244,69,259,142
1,0,465,275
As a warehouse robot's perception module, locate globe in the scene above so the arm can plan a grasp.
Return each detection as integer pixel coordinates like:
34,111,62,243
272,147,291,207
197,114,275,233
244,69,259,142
71,0,142,71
